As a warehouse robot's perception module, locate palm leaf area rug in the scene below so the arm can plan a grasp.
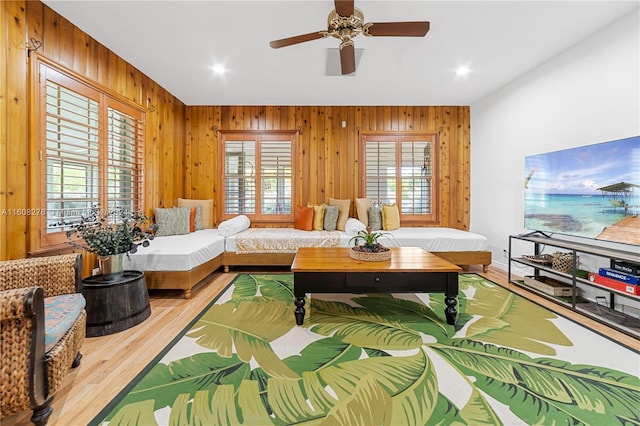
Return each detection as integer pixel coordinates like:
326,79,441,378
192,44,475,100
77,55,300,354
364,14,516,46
91,273,640,426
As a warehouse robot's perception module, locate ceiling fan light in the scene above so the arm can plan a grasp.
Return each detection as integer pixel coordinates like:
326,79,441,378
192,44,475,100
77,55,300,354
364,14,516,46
212,65,226,75
455,66,470,77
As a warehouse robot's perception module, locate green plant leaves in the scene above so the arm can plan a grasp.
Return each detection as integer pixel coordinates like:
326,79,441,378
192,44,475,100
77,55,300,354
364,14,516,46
95,274,640,426
457,274,573,355
433,339,640,425
187,298,298,378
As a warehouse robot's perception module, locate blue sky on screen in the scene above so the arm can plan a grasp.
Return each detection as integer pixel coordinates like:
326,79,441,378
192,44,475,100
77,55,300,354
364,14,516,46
525,136,640,195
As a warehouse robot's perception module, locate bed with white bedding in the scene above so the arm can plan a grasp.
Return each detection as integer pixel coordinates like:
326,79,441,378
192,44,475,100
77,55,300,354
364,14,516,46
222,227,491,272
221,228,351,271
377,227,489,252
124,229,225,298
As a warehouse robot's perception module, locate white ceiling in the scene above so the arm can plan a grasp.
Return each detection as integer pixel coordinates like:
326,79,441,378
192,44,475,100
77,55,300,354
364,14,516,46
42,1,639,106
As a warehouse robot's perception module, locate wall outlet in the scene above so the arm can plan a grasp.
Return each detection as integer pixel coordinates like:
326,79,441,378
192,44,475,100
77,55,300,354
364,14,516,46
502,249,508,258
92,267,100,276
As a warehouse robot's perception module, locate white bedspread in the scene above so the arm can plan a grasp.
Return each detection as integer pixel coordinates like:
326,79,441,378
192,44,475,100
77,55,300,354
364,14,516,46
232,228,343,253
124,229,225,271
376,227,488,251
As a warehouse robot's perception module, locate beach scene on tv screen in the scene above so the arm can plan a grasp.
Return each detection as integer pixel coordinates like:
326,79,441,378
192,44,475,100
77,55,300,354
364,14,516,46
524,136,640,246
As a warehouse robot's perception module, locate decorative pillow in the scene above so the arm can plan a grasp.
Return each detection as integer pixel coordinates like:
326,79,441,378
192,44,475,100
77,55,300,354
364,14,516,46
177,198,214,229
294,206,314,231
323,205,339,231
345,217,366,234
179,206,202,232
218,215,251,237
368,206,383,231
307,203,325,231
329,198,351,231
155,207,191,236
188,207,197,232
382,203,400,231
193,206,203,231
355,198,372,227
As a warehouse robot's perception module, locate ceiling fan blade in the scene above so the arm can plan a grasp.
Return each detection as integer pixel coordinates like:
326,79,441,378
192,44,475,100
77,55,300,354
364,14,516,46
334,0,354,17
270,31,326,49
340,43,356,75
365,21,430,37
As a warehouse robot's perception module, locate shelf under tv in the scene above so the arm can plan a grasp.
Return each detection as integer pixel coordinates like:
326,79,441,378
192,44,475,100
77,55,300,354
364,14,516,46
508,233,640,339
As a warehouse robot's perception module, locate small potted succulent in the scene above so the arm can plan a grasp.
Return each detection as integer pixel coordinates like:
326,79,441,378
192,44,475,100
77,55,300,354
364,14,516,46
349,227,391,261
66,206,157,278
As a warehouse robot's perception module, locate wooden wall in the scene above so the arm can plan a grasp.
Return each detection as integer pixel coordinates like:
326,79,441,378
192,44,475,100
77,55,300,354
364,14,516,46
185,106,470,228
1,1,185,260
1,1,470,261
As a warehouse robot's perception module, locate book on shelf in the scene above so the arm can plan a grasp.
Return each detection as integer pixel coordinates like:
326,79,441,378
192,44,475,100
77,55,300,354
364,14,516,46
598,268,640,285
610,259,640,276
588,273,640,296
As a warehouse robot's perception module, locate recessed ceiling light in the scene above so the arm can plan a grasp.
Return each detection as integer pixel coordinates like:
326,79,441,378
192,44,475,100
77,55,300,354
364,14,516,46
212,65,226,75
455,66,471,77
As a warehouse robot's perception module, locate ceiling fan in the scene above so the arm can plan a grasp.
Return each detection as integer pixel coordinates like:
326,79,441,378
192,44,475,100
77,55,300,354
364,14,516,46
269,0,430,75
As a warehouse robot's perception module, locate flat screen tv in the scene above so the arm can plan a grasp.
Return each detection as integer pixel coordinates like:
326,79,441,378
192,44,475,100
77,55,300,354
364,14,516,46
524,136,640,246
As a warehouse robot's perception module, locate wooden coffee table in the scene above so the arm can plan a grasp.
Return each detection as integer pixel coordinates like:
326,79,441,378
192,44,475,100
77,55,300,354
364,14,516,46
291,247,461,326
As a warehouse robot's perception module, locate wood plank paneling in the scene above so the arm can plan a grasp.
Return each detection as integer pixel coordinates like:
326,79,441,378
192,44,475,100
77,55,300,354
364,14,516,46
185,105,471,229
2,1,470,259
4,1,29,259
0,1,7,259
2,1,186,260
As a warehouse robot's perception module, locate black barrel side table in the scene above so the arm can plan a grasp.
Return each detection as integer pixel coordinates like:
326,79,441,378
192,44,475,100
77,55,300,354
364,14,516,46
82,270,151,337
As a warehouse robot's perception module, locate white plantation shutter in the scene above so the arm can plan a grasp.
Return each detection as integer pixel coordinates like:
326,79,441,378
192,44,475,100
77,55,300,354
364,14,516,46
221,132,295,221
365,140,396,204
224,140,256,215
107,107,145,214
38,62,145,248
400,140,432,214
260,140,292,215
44,80,100,234
362,133,438,223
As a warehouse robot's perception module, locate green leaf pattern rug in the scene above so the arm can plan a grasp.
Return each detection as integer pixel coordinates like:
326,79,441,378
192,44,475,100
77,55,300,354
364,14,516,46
92,274,640,425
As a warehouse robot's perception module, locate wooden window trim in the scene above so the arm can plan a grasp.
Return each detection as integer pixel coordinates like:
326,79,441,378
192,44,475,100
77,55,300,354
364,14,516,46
29,55,146,254
218,130,297,223
359,132,440,224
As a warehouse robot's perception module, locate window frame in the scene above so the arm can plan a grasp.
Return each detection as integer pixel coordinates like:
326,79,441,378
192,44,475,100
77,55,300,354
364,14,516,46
359,132,439,224
218,130,297,223
31,57,146,251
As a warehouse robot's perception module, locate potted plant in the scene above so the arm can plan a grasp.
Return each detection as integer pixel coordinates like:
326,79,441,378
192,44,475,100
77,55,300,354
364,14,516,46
66,206,157,278
348,227,391,261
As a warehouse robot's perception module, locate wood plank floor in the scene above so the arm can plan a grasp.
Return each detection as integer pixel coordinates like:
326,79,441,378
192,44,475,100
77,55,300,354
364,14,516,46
2,265,638,425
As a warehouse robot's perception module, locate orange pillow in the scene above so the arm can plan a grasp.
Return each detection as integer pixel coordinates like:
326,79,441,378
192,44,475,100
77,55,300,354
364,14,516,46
294,205,314,231
189,207,197,232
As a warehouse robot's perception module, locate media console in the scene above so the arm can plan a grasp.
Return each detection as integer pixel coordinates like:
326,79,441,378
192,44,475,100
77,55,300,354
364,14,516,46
508,233,640,338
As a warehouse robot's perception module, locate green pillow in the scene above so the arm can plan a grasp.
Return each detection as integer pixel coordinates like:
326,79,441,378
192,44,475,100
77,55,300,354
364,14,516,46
368,206,382,231
323,205,339,231
155,207,190,236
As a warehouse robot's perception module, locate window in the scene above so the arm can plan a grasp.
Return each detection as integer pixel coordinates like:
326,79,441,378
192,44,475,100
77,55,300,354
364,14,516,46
36,62,145,248
220,132,296,222
361,133,438,223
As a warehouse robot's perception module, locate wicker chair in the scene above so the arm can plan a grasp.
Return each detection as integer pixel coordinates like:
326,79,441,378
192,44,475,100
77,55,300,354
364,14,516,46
0,254,86,425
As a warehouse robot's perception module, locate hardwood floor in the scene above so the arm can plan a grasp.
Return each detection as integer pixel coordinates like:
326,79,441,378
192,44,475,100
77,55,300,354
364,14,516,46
2,265,638,425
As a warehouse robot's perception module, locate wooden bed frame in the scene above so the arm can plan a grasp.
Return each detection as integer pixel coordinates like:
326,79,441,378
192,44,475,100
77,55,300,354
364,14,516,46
143,255,223,299
222,250,491,273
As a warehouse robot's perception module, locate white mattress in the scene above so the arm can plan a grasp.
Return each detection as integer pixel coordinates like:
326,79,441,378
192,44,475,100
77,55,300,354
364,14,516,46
224,227,487,252
124,229,225,271
376,227,488,251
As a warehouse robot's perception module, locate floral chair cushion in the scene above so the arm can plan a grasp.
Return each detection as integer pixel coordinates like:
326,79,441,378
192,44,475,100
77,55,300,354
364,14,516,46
44,293,86,352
